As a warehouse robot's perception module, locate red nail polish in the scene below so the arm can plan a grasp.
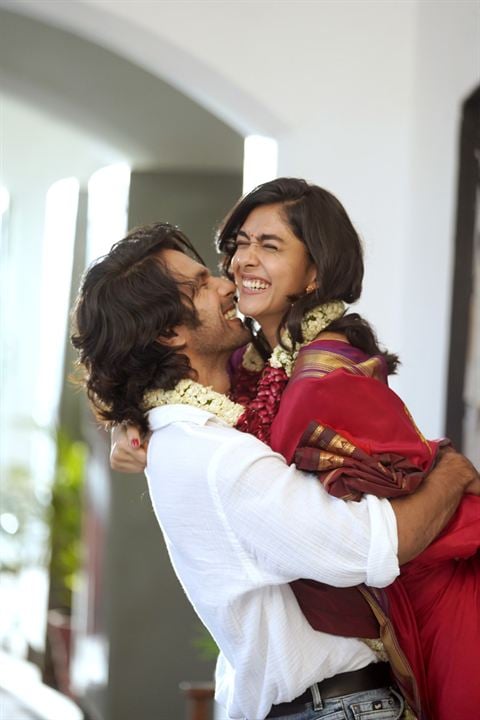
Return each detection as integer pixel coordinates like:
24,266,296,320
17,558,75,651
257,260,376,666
131,439,140,449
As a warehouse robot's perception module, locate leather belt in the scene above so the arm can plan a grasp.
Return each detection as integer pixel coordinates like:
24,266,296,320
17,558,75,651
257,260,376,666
266,662,391,718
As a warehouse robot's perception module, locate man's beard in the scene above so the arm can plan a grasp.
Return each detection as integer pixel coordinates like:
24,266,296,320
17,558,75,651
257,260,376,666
189,314,251,356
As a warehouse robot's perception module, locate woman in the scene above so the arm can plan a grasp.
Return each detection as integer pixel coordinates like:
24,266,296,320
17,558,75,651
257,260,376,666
114,179,479,719
217,178,480,720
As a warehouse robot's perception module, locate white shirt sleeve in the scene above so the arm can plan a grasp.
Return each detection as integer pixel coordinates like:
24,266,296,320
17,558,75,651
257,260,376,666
209,428,399,589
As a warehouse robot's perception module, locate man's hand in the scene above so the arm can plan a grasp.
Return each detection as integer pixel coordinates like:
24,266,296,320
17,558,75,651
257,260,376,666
392,449,479,565
110,424,148,473
466,475,480,494
437,447,480,494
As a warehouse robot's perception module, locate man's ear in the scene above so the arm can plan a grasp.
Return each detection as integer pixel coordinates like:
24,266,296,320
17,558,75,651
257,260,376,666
157,326,188,349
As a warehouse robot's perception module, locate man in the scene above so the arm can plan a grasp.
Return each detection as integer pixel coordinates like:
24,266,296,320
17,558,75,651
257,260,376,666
73,222,479,720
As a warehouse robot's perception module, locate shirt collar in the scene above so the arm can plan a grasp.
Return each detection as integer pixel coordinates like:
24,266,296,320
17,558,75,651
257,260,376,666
148,404,217,431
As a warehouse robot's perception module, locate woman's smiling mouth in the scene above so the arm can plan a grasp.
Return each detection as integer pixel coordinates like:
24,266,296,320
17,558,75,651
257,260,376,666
241,276,271,293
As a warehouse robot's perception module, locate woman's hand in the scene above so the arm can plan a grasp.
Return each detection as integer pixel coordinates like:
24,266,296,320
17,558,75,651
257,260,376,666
110,424,148,473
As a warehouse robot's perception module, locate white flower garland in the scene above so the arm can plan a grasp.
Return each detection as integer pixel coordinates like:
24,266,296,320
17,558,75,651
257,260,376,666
243,301,346,377
142,303,346,422
143,378,245,427
241,343,266,373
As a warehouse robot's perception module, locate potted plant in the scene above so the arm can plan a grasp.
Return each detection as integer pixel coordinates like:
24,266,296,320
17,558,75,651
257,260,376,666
45,428,87,697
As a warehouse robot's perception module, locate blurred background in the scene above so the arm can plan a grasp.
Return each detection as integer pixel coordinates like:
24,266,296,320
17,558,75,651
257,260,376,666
0,1,478,718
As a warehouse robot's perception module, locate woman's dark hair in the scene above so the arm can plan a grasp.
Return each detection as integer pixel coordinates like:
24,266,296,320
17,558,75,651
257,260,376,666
217,177,399,373
71,222,206,434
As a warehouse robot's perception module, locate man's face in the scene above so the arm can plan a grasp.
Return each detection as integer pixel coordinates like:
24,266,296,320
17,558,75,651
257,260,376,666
162,249,251,355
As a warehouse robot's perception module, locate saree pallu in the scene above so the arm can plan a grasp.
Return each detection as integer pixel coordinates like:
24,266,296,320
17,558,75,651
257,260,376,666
269,340,480,720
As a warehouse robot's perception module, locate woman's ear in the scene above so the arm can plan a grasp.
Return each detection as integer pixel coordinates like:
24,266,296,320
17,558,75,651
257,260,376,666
305,260,317,291
305,272,318,294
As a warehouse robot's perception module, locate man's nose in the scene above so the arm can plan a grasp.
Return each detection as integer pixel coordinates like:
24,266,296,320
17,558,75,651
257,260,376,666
217,276,236,296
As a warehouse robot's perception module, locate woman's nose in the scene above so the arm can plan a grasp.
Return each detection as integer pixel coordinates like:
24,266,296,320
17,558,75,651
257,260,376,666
233,243,260,269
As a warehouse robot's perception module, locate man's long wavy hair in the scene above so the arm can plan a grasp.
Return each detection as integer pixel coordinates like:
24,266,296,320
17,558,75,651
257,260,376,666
217,177,399,373
71,223,205,434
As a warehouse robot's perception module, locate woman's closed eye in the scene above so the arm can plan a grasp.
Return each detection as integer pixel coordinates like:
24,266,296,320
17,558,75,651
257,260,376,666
234,238,251,249
262,243,279,252
234,238,280,253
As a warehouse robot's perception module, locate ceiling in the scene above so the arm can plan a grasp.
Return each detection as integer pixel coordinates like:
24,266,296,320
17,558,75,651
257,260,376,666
0,7,243,190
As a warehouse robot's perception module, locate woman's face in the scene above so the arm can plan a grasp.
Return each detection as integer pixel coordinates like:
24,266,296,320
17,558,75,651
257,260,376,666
231,203,316,345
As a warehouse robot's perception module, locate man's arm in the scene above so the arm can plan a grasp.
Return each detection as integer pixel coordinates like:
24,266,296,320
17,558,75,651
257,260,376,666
215,437,479,586
115,421,479,571
392,450,480,565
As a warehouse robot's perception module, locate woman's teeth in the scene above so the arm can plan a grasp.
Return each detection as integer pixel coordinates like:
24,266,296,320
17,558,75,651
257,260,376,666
242,278,270,291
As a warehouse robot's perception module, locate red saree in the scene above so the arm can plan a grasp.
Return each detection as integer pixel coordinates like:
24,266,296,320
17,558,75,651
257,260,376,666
268,339,480,720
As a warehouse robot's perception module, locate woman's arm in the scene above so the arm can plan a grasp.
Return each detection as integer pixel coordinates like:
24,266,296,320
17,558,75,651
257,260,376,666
110,424,147,473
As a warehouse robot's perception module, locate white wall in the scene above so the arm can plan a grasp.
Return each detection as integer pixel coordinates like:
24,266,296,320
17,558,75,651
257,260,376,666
400,0,480,432
4,0,480,436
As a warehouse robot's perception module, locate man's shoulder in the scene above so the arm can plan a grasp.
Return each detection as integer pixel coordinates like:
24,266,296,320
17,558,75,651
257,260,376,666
147,403,281,475
146,406,241,480
147,404,248,448
148,403,218,430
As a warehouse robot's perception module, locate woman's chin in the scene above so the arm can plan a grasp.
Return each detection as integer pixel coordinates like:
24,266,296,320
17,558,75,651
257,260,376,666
239,307,266,325
237,288,275,319
238,298,262,319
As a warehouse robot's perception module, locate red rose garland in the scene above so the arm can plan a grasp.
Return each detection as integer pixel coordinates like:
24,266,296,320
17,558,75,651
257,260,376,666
228,363,260,408
231,362,289,444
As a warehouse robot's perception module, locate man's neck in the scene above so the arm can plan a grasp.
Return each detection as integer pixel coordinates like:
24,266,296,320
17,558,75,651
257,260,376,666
195,367,231,395
189,353,231,395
